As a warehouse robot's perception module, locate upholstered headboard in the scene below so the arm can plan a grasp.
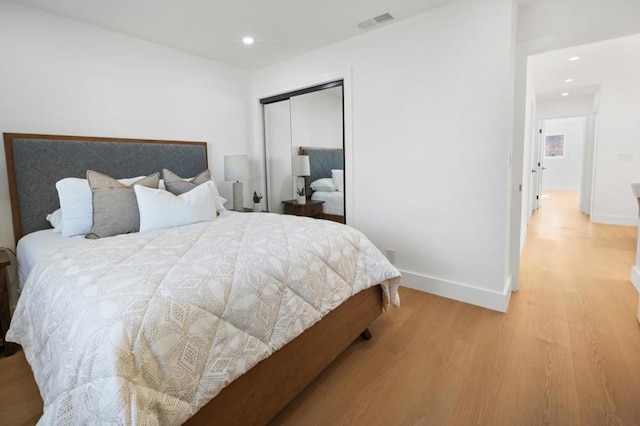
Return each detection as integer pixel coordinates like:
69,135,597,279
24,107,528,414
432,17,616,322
4,133,208,241
299,147,343,196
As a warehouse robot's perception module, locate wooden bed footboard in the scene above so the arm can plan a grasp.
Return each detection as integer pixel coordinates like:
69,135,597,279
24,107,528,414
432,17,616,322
186,285,384,425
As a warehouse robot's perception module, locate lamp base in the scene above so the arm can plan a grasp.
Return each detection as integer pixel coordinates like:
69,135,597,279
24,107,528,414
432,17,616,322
233,181,243,212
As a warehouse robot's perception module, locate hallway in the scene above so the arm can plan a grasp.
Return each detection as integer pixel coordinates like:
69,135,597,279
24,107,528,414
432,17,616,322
274,191,640,425
517,191,640,424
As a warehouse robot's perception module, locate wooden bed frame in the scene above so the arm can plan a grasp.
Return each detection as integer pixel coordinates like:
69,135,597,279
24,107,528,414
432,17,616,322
3,133,385,424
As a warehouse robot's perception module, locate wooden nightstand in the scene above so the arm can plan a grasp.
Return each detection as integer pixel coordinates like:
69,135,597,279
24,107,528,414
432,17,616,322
0,249,16,356
282,199,325,219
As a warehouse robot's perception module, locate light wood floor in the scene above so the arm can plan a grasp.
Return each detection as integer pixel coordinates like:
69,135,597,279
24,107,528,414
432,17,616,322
1,192,638,425
271,191,640,425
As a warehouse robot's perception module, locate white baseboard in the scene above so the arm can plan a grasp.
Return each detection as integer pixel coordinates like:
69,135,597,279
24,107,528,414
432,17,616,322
632,266,640,293
591,214,639,227
400,269,512,313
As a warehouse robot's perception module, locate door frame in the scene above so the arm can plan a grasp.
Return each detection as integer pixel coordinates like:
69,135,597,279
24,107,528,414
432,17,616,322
536,116,589,211
530,120,544,213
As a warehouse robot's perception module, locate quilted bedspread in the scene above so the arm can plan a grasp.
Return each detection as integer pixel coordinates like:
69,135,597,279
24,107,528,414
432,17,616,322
7,212,401,425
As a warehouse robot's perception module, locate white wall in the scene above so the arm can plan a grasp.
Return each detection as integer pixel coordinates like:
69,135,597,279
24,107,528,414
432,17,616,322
591,63,640,226
512,0,640,294
0,1,252,303
290,88,343,150
520,65,537,256
537,95,594,120
540,117,585,192
583,93,600,215
253,0,517,312
518,0,640,54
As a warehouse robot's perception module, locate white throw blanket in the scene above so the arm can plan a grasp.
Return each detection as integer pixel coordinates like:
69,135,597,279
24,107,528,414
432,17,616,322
8,212,401,425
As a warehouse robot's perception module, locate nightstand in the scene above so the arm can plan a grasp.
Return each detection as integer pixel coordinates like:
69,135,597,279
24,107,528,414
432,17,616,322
282,199,324,219
0,249,16,356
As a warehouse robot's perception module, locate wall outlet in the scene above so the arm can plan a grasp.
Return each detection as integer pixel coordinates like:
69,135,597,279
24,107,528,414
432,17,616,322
618,153,634,162
386,248,396,264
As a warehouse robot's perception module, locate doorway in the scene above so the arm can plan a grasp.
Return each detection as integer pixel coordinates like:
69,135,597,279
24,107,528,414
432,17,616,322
531,116,587,213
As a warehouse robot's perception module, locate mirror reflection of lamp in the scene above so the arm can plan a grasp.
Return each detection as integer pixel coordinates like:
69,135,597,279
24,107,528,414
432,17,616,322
292,155,310,205
224,155,251,211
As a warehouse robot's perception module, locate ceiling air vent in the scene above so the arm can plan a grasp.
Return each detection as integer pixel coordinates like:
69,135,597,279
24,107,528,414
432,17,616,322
374,13,394,24
357,12,394,30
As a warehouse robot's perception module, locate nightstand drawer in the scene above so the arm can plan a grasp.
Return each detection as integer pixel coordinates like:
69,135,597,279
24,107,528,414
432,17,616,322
282,199,325,218
304,203,323,218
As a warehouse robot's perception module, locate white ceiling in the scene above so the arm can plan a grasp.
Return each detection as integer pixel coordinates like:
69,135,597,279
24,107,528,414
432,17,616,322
9,0,465,70
529,33,640,102
10,0,538,71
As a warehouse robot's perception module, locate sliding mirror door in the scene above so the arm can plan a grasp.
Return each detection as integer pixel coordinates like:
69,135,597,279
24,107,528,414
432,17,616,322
262,82,345,222
264,99,294,214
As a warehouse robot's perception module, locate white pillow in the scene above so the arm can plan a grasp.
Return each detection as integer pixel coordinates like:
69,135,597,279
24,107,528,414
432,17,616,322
56,176,145,237
135,181,218,232
56,178,92,237
310,178,337,192
46,209,63,233
331,169,344,192
215,194,227,212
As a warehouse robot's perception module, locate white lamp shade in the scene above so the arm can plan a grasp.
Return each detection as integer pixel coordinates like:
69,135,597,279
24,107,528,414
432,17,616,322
224,155,251,181
292,155,310,177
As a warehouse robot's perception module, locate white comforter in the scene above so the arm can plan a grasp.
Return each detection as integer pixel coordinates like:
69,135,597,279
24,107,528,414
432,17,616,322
8,212,401,425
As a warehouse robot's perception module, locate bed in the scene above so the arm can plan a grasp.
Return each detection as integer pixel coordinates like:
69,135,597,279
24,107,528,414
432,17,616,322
3,133,400,424
300,147,345,223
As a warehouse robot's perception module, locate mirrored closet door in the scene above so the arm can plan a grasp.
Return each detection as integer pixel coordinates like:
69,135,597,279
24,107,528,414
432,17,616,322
262,82,345,223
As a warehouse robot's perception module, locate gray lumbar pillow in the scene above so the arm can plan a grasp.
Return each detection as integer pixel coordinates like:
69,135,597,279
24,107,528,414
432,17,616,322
86,170,160,239
163,169,211,195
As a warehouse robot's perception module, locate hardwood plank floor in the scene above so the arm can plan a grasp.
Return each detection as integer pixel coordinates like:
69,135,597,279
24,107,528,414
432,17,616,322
0,350,42,425
271,192,640,425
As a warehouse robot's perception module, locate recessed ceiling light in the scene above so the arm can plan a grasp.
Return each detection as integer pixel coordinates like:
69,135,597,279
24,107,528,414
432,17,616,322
561,92,569,96
565,78,574,83
568,56,580,61
242,36,254,45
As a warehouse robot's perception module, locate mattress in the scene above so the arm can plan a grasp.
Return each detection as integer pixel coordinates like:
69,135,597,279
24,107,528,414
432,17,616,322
16,229,88,290
8,212,400,425
311,191,344,216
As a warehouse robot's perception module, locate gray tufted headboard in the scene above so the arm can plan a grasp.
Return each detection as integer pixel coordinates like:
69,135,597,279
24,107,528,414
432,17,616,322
4,133,208,242
299,147,343,196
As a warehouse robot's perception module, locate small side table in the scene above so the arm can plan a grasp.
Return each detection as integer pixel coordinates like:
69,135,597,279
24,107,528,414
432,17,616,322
282,199,325,219
0,249,16,356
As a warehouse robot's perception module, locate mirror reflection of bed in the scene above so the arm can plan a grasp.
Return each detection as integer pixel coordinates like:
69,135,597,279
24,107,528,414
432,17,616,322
300,147,345,223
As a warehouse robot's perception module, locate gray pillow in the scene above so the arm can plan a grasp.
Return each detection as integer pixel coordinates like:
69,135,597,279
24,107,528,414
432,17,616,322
163,169,211,195
86,170,160,239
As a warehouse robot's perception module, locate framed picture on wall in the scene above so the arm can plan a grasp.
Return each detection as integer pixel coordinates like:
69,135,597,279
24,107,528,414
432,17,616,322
544,134,565,158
